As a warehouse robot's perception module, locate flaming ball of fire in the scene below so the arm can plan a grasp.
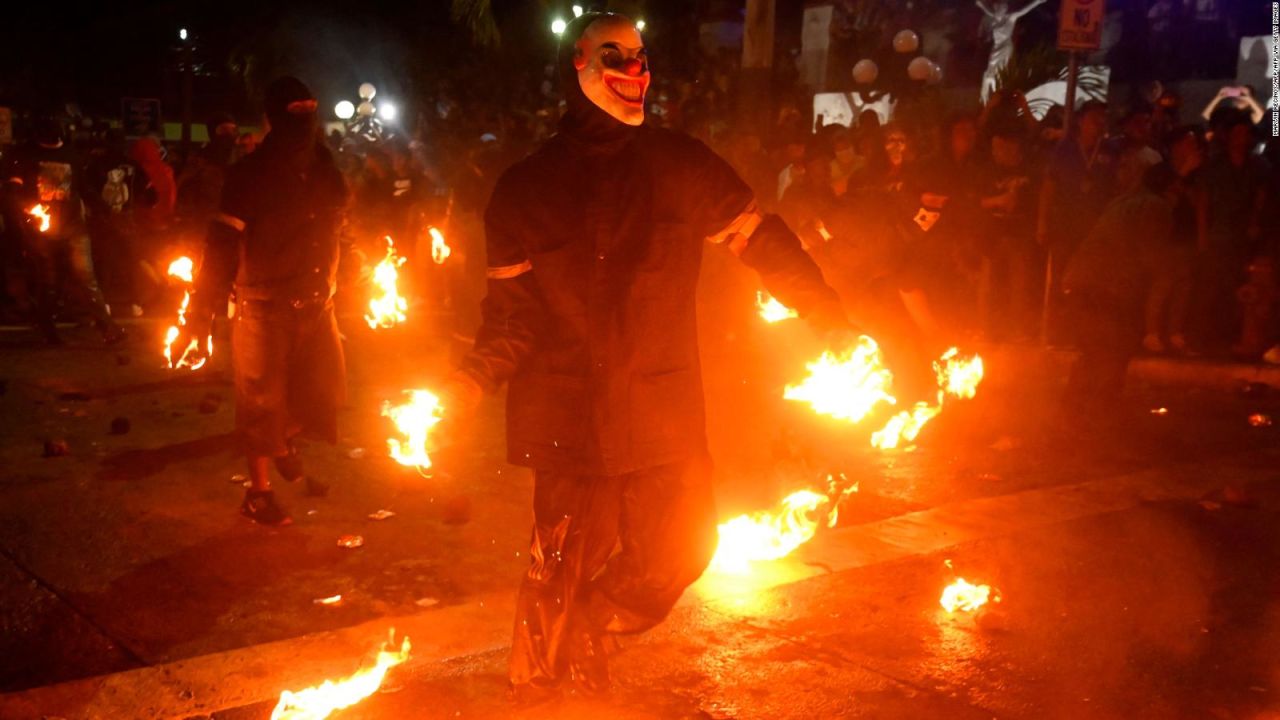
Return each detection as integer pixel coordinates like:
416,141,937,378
756,291,798,323
709,476,857,575
162,256,211,371
271,630,411,720
27,204,51,233
783,337,896,423
428,226,451,265
365,237,408,329
939,578,991,613
383,389,444,471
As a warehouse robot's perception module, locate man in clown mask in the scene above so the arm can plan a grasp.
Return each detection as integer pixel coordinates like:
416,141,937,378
443,13,855,695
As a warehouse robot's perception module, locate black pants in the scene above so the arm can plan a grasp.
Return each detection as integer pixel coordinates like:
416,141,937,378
25,229,112,333
1065,289,1141,409
232,298,345,457
509,454,717,686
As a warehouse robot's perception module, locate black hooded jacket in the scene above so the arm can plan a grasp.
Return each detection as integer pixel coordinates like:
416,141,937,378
459,14,848,475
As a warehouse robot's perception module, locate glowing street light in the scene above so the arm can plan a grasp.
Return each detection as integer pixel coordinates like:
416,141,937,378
379,102,397,122
335,100,355,120
179,27,188,41
636,19,646,31
551,18,567,35
572,5,584,17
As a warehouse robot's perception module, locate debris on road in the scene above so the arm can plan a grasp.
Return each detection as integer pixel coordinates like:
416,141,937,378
940,578,992,613
441,495,472,525
1150,407,1168,415
230,473,247,484
414,597,439,608
337,535,365,549
109,417,131,435
1248,413,1272,427
346,447,367,460
313,594,344,606
368,509,396,521
42,439,70,457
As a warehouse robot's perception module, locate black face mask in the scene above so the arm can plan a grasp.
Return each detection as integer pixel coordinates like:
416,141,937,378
263,76,319,158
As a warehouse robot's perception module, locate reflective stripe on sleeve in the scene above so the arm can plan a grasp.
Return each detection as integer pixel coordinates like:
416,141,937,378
213,212,246,232
707,199,764,256
486,260,533,279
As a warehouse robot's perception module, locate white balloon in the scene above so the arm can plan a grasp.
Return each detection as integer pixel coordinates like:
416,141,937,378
907,56,933,81
852,59,879,85
927,61,943,84
893,30,920,54
358,82,377,100
356,100,376,117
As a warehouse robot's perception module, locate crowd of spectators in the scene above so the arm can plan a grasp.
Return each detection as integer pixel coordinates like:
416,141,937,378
1,49,1276,379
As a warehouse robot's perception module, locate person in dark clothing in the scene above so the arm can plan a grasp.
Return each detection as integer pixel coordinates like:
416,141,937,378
1142,127,1204,354
976,123,1041,340
1037,100,1114,343
174,77,348,526
1062,162,1176,411
2,118,123,344
439,13,854,697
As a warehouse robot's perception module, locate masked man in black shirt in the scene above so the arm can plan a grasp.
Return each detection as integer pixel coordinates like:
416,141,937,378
441,13,855,696
175,77,347,525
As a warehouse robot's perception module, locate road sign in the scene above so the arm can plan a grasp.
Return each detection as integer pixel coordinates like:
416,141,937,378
1057,0,1106,51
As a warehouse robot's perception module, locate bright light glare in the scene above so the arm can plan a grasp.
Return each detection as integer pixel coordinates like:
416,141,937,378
334,101,355,120
551,18,567,35
572,5,584,17
636,19,646,31
379,102,397,122
179,28,188,41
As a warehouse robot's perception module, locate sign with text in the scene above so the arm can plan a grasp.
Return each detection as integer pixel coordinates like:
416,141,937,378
1057,0,1106,51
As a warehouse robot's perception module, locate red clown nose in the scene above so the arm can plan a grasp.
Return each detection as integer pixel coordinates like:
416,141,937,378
621,58,645,77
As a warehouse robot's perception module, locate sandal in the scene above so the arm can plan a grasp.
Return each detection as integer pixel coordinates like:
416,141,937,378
241,489,293,526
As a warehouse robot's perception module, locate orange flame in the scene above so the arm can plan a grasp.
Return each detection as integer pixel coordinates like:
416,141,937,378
428,226,451,265
756,291,798,323
365,237,407,329
27,204,51,233
709,476,857,574
271,630,411,720
783,337,896,423
162,256,211,371
383,389,443,471
868,348,984,450
939,578,991,613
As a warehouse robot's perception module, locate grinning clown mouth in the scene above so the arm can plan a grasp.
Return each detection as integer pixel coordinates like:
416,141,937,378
604,74,648,105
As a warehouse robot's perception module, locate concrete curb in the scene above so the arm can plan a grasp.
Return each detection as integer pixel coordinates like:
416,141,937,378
4,452,1266,720
975,342,1280,390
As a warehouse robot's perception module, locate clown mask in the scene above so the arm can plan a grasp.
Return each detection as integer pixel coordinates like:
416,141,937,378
574,18,649,126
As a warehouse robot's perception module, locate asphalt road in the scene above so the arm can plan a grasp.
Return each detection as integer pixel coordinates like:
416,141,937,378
1,313,1278,719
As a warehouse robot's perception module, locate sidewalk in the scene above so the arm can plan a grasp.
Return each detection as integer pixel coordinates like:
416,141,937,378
978,341,1280,390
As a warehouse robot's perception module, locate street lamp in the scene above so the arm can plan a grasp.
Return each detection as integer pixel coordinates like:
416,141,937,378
572,5,583,17
178,27,188,42
636,19,646,32
551,18,567,35
334,100,355,120
379,102,397,122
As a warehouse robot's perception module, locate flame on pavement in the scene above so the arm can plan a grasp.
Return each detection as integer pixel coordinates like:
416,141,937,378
383,389,443,471
756,291,798,323
365,237,408,329
783,337,896,423
271,630,411,720
428,226,451,265
869,348,984,450
162,256,211,371
27,204,51,233
939,578,991,613
708,476,857,575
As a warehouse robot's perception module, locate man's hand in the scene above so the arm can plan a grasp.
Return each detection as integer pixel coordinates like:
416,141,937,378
429,371,485,454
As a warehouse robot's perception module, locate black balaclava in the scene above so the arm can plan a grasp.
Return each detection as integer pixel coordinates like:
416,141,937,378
263,76,319,159
557,13,640,151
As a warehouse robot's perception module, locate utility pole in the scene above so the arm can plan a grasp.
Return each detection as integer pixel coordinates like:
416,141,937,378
180,27,193,156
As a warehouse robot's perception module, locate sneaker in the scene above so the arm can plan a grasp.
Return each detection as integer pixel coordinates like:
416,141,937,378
1168,334,1188,353
240,489,293,526
1142,333,1164,353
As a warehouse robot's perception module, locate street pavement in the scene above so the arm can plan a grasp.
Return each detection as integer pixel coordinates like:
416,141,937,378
1,314,1278,719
